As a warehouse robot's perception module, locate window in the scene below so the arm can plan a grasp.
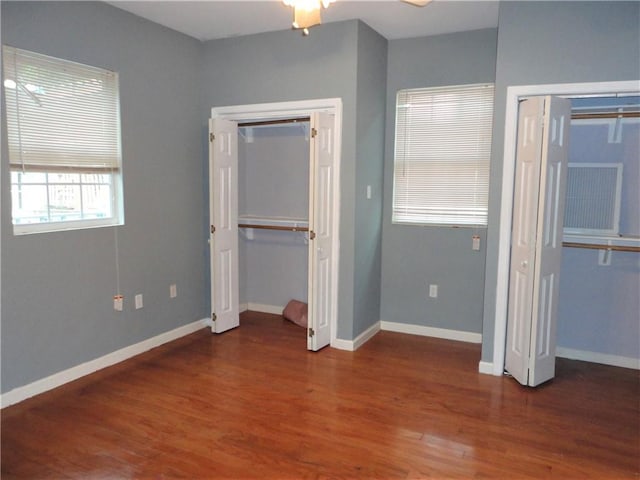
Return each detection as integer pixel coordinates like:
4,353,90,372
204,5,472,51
564,163,623,236
3,45,123,234
392,84,494,226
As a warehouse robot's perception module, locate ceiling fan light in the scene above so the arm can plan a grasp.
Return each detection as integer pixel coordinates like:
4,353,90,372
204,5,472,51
293,7,322,29
284,0,320,12
401,0,432,6
284,0,336,35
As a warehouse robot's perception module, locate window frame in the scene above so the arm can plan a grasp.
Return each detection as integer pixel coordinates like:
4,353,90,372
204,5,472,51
10,170,123,235
3,45,124,235
391,83,495,228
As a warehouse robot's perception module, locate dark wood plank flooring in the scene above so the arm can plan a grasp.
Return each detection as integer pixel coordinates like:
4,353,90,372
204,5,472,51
2,311,639,479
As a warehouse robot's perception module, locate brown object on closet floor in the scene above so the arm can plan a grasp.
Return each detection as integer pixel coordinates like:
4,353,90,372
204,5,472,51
282,299,308,327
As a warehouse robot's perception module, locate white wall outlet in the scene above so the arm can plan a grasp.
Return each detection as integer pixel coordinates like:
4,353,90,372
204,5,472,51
113,295,124,311
135,294,143,309
429,284,438,298
472,235,481,251
366,185,372,199
170,284,177,298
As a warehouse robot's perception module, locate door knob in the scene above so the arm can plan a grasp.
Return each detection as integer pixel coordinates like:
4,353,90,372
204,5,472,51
521,260,528,268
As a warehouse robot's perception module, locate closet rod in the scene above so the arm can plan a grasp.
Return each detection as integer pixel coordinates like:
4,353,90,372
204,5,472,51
562,242,640,253
238,223,309,232
238,117,310,128
572,111,640,120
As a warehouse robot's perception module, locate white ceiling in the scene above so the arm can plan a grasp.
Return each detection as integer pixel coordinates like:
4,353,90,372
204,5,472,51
107,0,500,42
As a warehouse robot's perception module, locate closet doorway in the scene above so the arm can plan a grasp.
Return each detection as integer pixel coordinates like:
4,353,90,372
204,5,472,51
490,80,639,378
208,99,342,351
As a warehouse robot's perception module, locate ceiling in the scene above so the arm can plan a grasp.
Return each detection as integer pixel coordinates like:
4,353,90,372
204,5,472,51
107,0,500,42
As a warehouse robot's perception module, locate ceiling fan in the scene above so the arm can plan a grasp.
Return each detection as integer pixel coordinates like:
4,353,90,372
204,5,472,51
283,0,432,36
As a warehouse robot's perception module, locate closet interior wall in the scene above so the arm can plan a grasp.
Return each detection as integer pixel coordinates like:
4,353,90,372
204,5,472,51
556,96,640,361
238,122,310,311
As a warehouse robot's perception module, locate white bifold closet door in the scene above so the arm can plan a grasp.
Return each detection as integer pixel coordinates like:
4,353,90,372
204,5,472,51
307,112,334,351
209,112,336,351
209,118,240,333
505,96,571,387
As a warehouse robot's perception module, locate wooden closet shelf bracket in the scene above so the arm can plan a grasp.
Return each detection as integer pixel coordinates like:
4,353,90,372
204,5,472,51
238,223,309,232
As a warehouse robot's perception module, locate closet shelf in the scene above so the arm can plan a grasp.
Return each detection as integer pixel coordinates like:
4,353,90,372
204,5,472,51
238,216,309,232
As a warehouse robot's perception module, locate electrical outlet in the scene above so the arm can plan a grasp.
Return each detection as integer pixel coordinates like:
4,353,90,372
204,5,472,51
135,294,143,309
113,295,123,311
472,235,480,251
170,284,177,298
429,284,438,298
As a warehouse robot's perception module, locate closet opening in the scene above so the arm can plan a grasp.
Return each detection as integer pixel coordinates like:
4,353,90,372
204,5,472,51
490,80,639,380
237,117,311,331
208,99,342,351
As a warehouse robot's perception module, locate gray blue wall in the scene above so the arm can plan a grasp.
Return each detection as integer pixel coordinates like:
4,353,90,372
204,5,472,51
352,22,387,338
380,29,498,333
238,125,309,308
201,20,386,340
557,119,640,359
202,21,358,342
481,1,640,362
3,0,638,397
1,8,389,396
1,1,205,393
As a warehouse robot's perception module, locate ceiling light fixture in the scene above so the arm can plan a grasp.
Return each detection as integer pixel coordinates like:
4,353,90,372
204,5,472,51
283,0,336,36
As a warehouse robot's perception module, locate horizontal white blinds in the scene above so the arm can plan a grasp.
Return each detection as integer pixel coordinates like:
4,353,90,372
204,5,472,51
3,45,121,171
393,84,494,226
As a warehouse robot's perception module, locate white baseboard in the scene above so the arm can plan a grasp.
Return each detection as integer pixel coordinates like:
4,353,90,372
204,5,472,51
354,321,381,350
330,338,353,351
331,321,381,351
477,349,640,377
380,321,482,344
556,347,639,370
245,303,284,315
1,318,209,409
478,361,496,375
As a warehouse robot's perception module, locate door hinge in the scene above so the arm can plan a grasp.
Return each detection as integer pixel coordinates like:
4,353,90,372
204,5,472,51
309,231,316,240
311,127,318,138
211,225,215,234
212,312,217,322
210,132,215,142
308,328,315,338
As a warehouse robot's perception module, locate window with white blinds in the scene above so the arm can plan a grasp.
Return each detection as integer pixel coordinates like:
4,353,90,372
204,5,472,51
392,84,494,226
3,45,123,234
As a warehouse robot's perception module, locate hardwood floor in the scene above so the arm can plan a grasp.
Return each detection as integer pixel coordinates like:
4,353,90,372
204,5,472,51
2,311,639,479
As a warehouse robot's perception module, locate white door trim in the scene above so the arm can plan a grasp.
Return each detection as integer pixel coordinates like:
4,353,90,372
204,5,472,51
211,98,342,122
490,80,640,376
210,98,342,347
